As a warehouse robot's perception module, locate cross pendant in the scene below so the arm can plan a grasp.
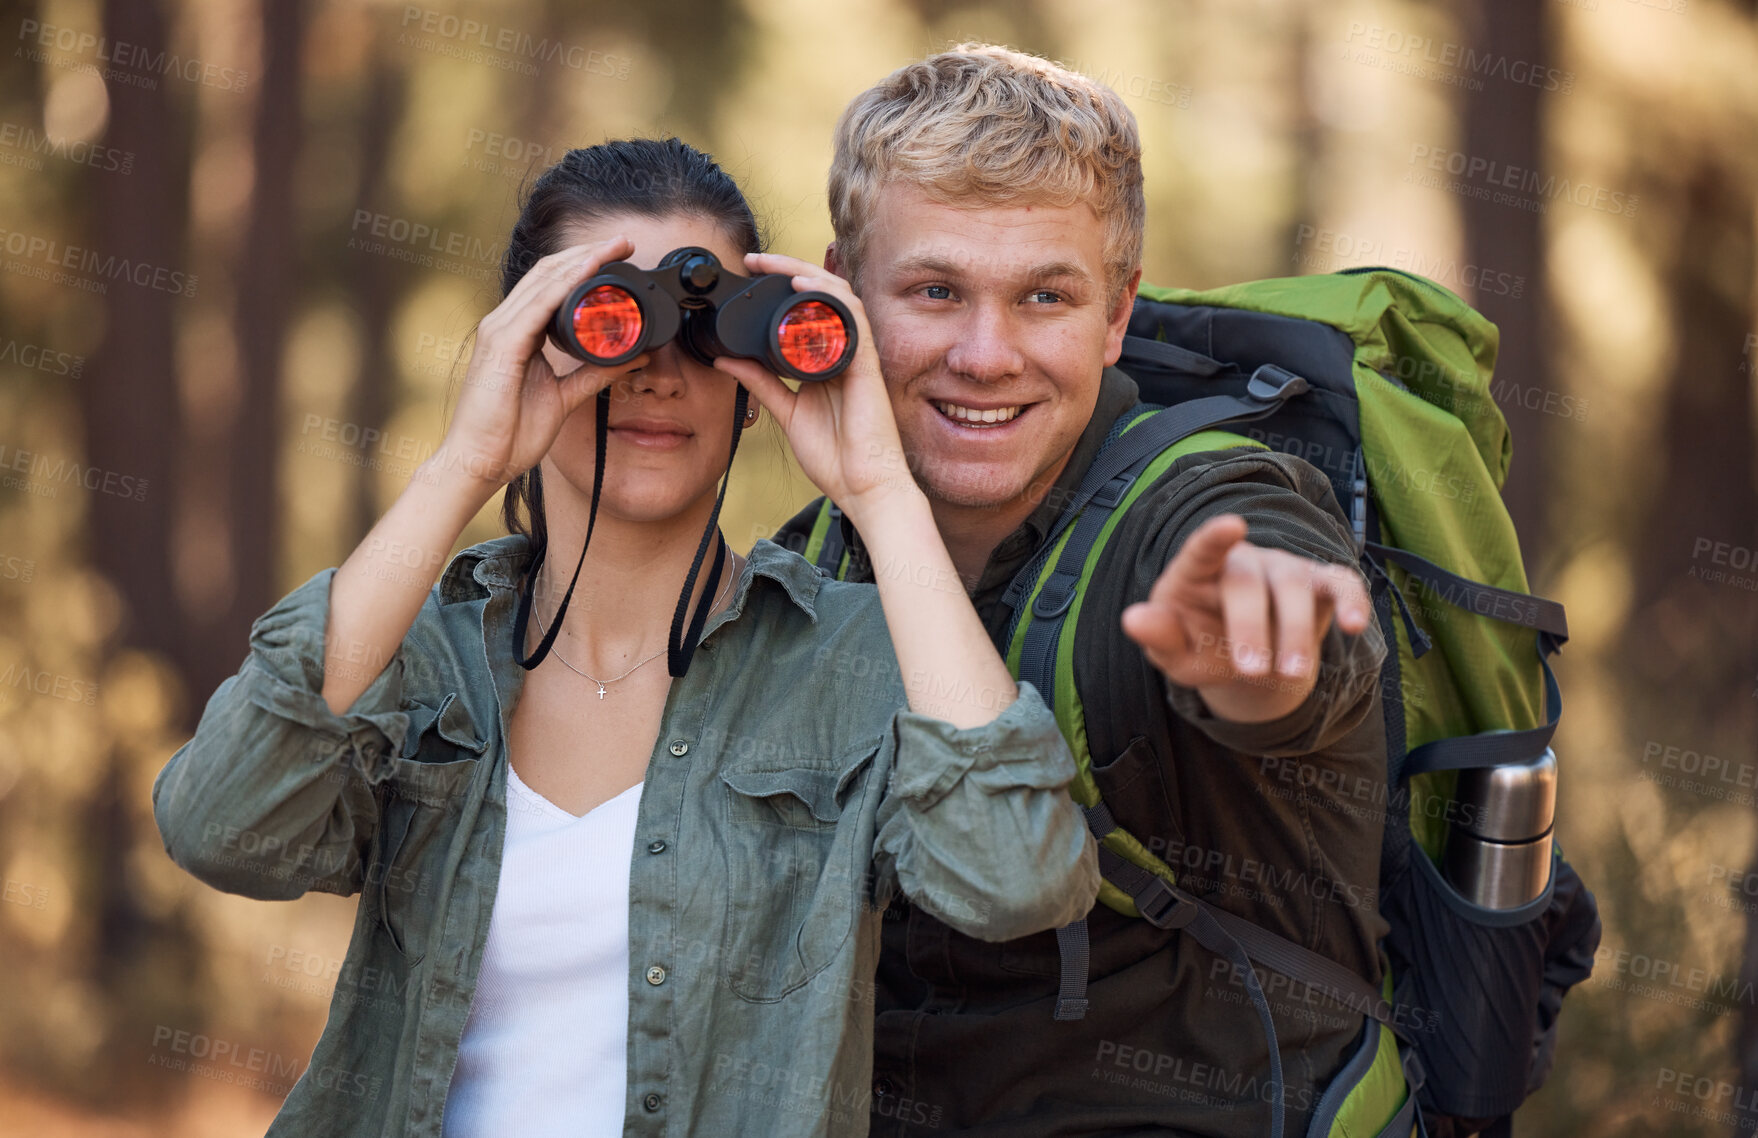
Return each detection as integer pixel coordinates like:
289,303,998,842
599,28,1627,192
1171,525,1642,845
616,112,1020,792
596,683,607,700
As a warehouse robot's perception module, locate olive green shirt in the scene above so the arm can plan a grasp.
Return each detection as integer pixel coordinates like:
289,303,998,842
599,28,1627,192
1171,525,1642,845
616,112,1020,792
151,535,1100,1138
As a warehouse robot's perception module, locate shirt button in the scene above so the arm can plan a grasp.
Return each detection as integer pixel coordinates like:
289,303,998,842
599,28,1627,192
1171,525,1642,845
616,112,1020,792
646,965,667,986
668,739,689,756
874,1076,898,1098
647,839,668,854
643,1092,662,1112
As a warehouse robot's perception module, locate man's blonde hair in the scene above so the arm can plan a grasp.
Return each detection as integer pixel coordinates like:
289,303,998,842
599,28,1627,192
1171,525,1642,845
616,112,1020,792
829,43,1145,305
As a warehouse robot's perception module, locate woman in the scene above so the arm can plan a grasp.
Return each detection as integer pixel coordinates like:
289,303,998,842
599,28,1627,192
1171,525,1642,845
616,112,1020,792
151,138,1098,1138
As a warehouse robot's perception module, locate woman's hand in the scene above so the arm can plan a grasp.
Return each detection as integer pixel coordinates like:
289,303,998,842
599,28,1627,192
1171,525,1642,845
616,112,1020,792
716,253,1022,728
710,253,923,526
437,237,651,496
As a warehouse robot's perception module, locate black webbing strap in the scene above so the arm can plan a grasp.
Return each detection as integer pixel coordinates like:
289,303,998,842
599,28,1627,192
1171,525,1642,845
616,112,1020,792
1363,553,1435,659
1096,845,1288,1138
1362,542,1568,640
1013,458,1140,724
1049,801,1124,1019
665,386,749,677
1090,830,1408,1038
514,388,611,670
1362,540,1568,779
1052,923,1090,1020
513,385,748,681
1119,333,1229,377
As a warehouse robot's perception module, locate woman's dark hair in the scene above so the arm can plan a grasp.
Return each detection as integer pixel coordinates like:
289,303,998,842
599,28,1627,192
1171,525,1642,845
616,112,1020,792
497,137,764,552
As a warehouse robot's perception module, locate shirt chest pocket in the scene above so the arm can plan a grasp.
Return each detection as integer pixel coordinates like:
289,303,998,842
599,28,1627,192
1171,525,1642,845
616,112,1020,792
716,738,881,1002
372,692,487,964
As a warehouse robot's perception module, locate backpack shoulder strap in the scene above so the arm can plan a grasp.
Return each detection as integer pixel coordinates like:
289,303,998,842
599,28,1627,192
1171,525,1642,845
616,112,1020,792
1005,415,1270,915
803,498,850,580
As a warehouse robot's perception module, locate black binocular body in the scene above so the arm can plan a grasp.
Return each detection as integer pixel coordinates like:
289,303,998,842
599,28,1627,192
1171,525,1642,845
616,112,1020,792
548,246,857,382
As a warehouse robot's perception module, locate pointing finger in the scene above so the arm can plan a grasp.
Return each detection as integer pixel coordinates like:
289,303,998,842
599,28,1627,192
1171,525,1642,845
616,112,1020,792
1218,543,1271,676
1151,514,1249,607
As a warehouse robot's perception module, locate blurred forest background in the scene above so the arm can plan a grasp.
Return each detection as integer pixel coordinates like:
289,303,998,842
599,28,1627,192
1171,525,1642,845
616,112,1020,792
0,0,1753,1133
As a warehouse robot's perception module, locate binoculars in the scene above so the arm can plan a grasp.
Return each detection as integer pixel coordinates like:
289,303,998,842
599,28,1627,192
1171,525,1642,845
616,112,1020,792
549,247,857,382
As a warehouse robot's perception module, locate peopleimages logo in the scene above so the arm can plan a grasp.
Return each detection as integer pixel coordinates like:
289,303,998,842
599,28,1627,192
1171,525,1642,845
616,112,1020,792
16,18,250,90
0,335,83,378
0,121,133,174
1405,144,1639,218
1594,944,1756,1013
0,227,197,297
1343,22,1575,94
397,6,630,79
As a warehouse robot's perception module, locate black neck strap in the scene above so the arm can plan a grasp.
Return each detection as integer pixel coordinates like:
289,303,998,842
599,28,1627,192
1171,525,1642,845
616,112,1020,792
513,384,751,681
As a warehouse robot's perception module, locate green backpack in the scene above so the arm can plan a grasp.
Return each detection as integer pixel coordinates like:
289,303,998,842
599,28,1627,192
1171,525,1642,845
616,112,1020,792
804,268,1601,1138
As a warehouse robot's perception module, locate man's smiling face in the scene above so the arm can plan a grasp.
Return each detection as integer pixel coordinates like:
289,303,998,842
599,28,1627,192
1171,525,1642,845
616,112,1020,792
845,182,1138,513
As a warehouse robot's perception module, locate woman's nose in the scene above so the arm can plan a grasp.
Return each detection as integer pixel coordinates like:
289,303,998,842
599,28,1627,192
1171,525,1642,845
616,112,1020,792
627,342,688,398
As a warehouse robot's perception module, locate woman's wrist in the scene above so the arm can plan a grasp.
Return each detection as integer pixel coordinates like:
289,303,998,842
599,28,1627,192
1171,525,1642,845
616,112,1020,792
838,480,932,537
419,445,509,510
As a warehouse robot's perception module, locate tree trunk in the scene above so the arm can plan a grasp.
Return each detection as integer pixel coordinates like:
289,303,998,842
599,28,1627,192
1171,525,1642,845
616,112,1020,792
75,0,196,1106
348,61,402,544
83,0,185,660
197,0,306,699
1460,0,1551,576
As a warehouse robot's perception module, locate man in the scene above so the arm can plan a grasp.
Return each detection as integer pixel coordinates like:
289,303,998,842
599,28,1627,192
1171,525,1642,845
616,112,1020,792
775,44,1392,1137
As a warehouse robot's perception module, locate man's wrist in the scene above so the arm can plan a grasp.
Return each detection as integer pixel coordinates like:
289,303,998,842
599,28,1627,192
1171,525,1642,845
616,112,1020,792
1190,666,1319,724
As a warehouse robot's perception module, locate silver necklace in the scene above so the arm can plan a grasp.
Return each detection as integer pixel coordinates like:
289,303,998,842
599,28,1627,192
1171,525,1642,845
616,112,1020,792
532,554,738,699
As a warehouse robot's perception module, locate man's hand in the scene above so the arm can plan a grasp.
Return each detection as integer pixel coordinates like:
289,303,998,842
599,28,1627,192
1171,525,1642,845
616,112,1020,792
1121,514,1373,724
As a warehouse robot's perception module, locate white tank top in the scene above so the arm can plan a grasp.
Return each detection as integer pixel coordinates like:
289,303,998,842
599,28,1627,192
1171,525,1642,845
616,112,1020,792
441,763,643,1138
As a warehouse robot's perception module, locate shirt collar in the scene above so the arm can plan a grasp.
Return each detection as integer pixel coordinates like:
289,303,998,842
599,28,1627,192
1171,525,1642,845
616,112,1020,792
437,531,822,623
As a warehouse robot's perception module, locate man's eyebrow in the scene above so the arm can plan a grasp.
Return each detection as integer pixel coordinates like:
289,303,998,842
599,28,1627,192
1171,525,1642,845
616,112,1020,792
891,254,1095,287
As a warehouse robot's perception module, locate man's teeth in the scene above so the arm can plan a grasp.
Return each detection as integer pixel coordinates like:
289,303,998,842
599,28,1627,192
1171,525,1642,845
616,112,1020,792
933,401,1023,425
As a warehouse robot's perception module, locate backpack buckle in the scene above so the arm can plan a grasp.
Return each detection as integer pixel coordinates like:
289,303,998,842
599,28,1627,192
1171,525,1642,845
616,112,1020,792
1032,572,1080,619
1135,878,1197,929
1090,472,1132,509
1246,363,1310,403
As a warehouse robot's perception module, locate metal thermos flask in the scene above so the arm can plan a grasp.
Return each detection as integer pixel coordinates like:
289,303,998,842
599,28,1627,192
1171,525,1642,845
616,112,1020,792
1441,747,1557,909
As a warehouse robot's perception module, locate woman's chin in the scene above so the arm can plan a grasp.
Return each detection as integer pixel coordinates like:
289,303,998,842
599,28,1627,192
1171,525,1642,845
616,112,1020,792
545,464,723,529
598,487,723,528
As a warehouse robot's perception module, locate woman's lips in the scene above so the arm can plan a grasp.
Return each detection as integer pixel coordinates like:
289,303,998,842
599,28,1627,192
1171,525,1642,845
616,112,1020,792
608,420,692,450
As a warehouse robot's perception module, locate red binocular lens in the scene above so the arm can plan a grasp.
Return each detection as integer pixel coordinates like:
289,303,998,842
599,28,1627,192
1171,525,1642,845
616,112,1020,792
570,285,645,362
549,248,856,382
774,300,851,378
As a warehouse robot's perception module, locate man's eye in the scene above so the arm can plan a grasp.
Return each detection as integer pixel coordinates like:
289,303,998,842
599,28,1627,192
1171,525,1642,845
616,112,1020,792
922,285,953,300
1028,290,1063,304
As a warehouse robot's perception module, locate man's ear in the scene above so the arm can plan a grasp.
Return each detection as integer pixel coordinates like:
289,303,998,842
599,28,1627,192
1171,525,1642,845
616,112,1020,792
825,242,853,291
1104,266,1144,366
